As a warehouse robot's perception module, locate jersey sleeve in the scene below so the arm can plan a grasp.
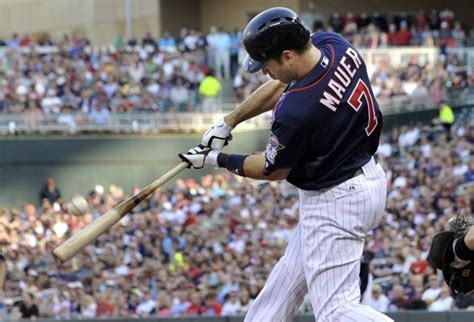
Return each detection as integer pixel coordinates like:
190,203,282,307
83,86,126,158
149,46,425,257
263,121,309,175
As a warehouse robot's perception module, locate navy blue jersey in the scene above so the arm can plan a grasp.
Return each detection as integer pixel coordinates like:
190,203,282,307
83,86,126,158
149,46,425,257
263,32,382,190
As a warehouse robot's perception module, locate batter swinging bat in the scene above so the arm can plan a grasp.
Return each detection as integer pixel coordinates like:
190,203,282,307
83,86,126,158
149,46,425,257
52,161,189,263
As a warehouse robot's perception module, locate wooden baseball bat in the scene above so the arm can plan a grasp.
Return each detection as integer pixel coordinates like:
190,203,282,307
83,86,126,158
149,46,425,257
52,161,189,263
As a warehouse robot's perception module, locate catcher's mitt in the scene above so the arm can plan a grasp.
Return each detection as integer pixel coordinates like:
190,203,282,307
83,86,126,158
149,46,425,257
428,211,474,295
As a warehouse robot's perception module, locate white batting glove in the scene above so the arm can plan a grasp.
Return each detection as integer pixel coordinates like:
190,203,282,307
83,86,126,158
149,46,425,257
178,145,220,169
202,117,233,150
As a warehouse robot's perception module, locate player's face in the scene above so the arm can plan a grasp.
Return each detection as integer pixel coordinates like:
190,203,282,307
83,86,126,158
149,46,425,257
261,53,297,83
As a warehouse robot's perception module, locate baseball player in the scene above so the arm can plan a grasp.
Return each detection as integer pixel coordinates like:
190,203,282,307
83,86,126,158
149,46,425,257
179,7,393,322
429,214,474,295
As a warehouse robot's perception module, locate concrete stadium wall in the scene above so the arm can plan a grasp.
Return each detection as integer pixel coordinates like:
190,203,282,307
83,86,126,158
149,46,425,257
0,130,269,208
199,0,299,34
4,311,474,322
0,0,160,45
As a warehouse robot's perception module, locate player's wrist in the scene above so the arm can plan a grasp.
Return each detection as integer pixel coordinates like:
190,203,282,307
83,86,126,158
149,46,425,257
223,115,237,129
205,150,220,168
217,153,248,176
217,152,229,167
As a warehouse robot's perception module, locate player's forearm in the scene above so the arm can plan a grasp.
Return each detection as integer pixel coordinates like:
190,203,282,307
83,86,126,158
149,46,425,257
243,154,289,180
224,80,286,128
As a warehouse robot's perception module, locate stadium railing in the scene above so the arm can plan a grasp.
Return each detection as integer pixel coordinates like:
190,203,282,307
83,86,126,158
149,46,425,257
0,108,272,135
1,91,473,135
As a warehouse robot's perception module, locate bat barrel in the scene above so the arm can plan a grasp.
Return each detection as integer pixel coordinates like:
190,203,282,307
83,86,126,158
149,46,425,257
52,162,189,263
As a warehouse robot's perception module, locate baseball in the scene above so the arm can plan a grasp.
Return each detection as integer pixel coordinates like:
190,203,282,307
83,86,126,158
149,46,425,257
67,195,88,217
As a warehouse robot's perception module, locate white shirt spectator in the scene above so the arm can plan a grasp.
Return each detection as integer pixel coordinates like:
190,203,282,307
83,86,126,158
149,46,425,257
428,285,453,311
377,142,392,158
136,296,157,316
82,302,97,318
422,287,441,303
428,296,453,311
53,220,68,238
398,128,420,147
41,90,63,114
57,112,77,133
221,295,242,316
363,285,390,313
453,163,468,177
128,62,145,83
421,142,431,157
402,79,418,95
228,236,245,253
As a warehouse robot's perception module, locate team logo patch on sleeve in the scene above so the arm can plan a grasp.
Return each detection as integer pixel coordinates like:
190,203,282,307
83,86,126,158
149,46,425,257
265,133,285,164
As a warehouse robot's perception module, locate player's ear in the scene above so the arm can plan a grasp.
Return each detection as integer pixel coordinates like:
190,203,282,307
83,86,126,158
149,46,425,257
281,50,294,64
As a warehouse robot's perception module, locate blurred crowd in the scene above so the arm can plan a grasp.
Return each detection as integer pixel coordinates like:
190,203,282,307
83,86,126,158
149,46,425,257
0,9,472,124
1,117,474,318
315,9,474,49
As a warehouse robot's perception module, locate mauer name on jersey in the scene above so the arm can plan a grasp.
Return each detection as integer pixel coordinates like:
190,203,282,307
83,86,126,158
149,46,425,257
320,47,362,111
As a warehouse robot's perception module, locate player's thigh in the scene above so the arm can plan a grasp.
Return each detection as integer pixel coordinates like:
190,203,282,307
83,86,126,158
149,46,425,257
298,186,371,315
245,225,307,322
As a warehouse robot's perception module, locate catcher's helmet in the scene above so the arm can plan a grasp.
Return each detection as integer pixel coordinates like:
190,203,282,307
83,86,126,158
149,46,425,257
242,7,311,73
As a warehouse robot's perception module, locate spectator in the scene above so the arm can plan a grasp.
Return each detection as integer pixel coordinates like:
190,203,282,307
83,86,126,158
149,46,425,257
136,290,157,317
41,88,63,114
95,293,114,317
229,29,241,77
57,106,77,133
439,100,455,135
39,177,61,205
421,275,442,305
169,78,191,112
206,26,219,73
388,285,407,311
428,284,454,311
89,104,111,126
158,293,172,317
404,285,428,310
171,289,191,316
53,293,71,319
80,292,97,318
37,292,55,317
221,291,242,316
199,69,222,112
18,292,40,319
395,21,412,46
452,22,466,47
183,29,199,52
363,284,390,313
142,31,156,48
159,31,177,53
201,292,222,316
214,27,231,79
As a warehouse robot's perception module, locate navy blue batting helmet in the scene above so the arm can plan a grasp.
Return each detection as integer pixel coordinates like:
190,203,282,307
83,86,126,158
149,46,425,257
242,7,311,73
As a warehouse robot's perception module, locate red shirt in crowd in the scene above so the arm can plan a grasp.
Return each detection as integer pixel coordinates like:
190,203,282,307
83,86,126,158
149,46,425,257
96,301,114,317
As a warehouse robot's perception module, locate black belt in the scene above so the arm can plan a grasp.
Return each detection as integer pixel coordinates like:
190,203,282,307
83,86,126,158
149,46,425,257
353,168,363,178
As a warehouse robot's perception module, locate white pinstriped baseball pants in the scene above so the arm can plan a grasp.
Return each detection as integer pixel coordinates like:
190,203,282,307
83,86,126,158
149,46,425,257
245,158,393,322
